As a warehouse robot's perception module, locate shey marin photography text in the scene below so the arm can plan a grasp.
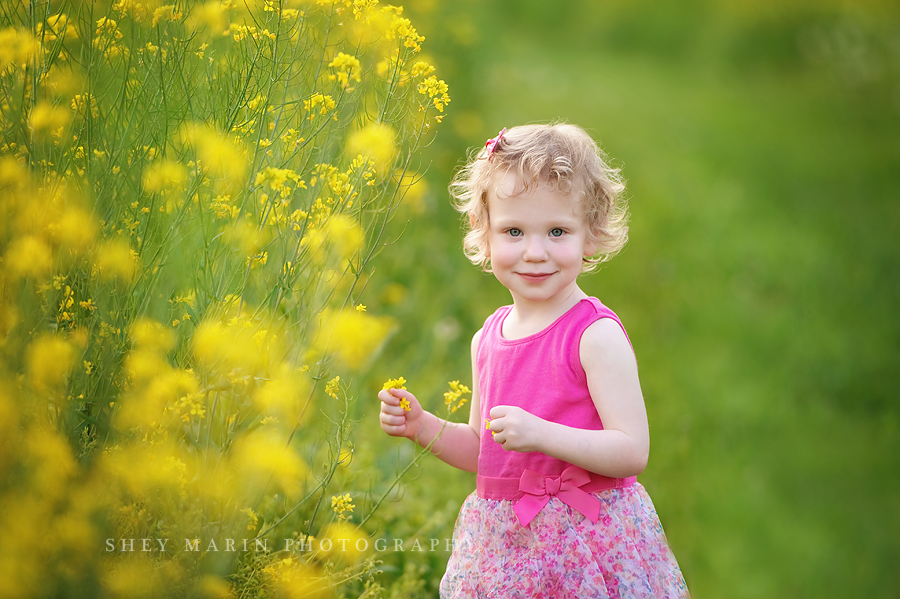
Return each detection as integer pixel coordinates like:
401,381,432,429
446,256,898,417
105,537,457,554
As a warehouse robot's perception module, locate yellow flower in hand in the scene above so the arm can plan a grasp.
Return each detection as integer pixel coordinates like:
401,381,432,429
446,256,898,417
382,377,410,410
381,376,406,391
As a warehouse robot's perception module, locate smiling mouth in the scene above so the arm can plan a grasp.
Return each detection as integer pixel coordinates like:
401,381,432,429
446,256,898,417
516,272,554,282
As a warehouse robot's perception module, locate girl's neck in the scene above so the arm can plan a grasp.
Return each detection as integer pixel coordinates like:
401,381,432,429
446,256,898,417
503,284,589,340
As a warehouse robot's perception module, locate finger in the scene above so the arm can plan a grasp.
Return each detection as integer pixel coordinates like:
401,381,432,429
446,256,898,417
489,405,507,419
378,389,400,404
381,402,407,416
387,388,417,403
381,422,406,436
495,434,516,451
380,411,406,427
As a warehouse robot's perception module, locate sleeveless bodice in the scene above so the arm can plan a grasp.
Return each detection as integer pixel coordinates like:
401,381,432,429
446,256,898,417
475,297,632,480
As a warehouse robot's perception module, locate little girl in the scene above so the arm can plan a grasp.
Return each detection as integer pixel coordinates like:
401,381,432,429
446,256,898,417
378,123,689,598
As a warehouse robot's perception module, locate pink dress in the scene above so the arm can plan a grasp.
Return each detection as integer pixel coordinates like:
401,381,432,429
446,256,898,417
440,298,689,598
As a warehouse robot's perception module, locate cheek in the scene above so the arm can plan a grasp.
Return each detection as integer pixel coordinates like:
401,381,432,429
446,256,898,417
486,238,517,265
555,240,586,261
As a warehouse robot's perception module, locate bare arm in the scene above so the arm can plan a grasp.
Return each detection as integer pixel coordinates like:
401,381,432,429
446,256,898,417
487,319,649,478
378,329,483,473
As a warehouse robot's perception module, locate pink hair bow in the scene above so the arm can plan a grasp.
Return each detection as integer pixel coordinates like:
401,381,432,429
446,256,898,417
484,127,507,158
514,465,601,527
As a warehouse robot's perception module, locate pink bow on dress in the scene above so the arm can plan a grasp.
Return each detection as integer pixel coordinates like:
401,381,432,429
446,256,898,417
514,465,602,527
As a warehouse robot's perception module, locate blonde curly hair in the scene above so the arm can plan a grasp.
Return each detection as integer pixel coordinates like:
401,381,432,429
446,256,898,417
450,123,628,272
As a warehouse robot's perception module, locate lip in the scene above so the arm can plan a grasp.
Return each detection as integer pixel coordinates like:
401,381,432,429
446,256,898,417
516,272,555,282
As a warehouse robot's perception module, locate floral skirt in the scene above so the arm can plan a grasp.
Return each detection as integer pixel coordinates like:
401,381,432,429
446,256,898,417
440,483,689,599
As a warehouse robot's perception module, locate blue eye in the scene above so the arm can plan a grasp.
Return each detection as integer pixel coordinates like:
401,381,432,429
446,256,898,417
508,228,522,237
550,228,564,237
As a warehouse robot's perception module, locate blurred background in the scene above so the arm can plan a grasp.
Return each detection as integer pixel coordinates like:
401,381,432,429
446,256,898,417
352,0,900,597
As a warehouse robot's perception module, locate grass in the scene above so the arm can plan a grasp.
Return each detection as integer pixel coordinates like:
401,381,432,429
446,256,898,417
360,3,900,597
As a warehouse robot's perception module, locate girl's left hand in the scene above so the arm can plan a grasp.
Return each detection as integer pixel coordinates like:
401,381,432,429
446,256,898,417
487,405,543,453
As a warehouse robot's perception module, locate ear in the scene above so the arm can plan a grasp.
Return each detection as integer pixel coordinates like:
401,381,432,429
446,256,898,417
583,234,599,258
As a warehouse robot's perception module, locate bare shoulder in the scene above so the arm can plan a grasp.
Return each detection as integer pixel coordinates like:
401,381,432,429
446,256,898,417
579,318,645,440
579,317,637,375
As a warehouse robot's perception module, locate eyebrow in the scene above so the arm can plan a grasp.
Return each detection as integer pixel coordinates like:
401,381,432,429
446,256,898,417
490,214,582,228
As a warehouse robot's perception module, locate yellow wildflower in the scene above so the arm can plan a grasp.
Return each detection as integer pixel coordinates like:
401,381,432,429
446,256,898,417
382,377,410,410
175,392,206,421
381,377,406,391
4,235,53,280
247,251,268,268
26,335,75,391
318,521,370,564
324,376,340,399
254,166,304,197
95,17,123,40
241,507,259,531
300,214,364,266
386,14,424,53
265,559,329,597
443,380,471,413
346,123,397,175
254,365,311,422
313,309,395,370
152,5,183,26
187,1,232,35
303,93,336,120
130,317,175,353
143,159,186,193
231,430,307,496
280,127,304,148
37,13,78,42
222,219,265,257
210,194,237,219
29,102,71,137
0,27,41,70
331,493,354,519
328,52,361,89
54,207,98,253
410,61,435,78
103,441,192,499
352,0,378,19
418,75,451,112
71,93,99,118
95,239,138,280
179,123,247,193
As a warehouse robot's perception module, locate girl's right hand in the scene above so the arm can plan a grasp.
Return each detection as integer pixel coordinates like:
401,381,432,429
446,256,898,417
378,387,424,440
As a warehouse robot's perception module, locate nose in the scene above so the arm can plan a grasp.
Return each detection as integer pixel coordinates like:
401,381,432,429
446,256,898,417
522,234,548,262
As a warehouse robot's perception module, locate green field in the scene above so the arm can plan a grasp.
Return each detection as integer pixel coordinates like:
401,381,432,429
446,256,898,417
2,1,897,597
359,2,900,597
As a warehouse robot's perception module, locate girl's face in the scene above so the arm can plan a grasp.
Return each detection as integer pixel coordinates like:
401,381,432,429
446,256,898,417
486,173,597,309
